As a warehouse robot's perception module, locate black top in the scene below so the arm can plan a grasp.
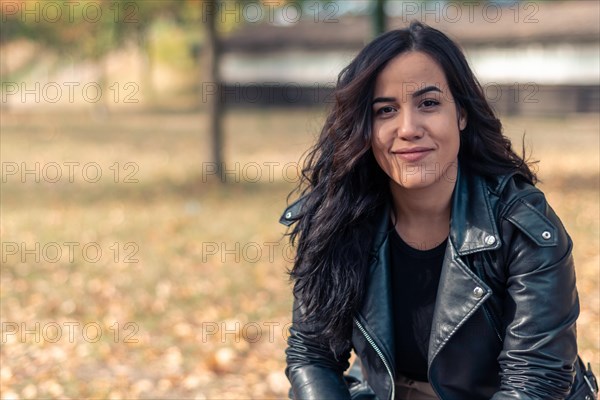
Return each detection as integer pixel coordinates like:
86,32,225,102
389,225,447,382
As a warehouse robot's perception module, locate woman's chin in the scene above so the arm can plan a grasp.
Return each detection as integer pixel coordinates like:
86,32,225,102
390,175,440,190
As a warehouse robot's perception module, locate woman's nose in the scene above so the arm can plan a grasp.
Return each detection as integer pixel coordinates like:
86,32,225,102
395,110,424,141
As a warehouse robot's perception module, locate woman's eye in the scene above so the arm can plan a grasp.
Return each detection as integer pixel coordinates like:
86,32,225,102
421,99,440,108
376,106,396,115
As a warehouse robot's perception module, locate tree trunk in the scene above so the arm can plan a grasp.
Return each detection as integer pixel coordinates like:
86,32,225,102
204,0,224,179
373,0,386,37
138,23,154,100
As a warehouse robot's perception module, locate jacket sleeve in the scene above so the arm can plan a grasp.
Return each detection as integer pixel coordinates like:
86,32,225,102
491,190,580,400
285,298,352,400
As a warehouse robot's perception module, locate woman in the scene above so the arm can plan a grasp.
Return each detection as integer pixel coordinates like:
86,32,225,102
280,21,597,400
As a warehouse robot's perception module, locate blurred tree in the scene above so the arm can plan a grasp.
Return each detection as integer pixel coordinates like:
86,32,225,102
204,0,224,177
1,0,116,112
0,0,311,175
197,0,309,179
112,0,188,96
373,0,387,36
0,0,186,110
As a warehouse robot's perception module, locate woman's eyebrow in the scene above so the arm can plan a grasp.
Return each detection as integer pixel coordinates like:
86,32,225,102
413,85,442,97
371,96,395,106
371,86,442,106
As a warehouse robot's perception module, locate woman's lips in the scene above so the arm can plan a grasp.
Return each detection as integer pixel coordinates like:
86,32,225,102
393,148,434,162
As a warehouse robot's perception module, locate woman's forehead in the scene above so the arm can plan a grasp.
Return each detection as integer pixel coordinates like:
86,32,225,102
374,52,449,96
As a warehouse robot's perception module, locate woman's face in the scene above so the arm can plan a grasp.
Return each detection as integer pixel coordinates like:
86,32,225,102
370,51,466,191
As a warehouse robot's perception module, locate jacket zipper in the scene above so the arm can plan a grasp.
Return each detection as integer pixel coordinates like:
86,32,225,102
353,317,395,400
482,304,502,342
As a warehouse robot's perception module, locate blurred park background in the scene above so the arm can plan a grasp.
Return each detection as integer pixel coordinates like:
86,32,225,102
1,0,598,398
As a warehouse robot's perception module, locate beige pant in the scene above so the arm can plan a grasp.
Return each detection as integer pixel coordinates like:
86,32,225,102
395,374,439,400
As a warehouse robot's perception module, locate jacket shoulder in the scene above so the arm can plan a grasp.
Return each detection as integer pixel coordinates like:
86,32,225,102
493,174,567,248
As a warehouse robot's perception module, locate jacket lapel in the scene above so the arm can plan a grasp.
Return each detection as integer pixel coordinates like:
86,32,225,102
428,166,499,367
427,240,492,366
356,205,396,373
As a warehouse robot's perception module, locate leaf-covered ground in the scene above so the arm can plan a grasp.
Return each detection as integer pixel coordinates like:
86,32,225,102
1,110,598,399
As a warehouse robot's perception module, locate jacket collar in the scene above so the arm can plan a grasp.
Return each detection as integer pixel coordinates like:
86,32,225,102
449,164,502,255
370,163,507,258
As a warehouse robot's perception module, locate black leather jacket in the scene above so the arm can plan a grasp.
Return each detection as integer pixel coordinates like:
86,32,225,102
281,167,580,400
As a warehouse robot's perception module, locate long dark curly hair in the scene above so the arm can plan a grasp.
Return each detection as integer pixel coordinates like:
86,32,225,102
286,21,537,354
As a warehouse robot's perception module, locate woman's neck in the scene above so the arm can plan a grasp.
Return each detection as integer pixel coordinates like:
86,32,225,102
389,172,456,250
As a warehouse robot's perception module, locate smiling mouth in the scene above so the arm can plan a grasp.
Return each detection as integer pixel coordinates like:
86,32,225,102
393,148,433,162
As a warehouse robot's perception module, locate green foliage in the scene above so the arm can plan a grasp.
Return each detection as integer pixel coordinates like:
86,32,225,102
1,0,309,58
0,0,189,59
